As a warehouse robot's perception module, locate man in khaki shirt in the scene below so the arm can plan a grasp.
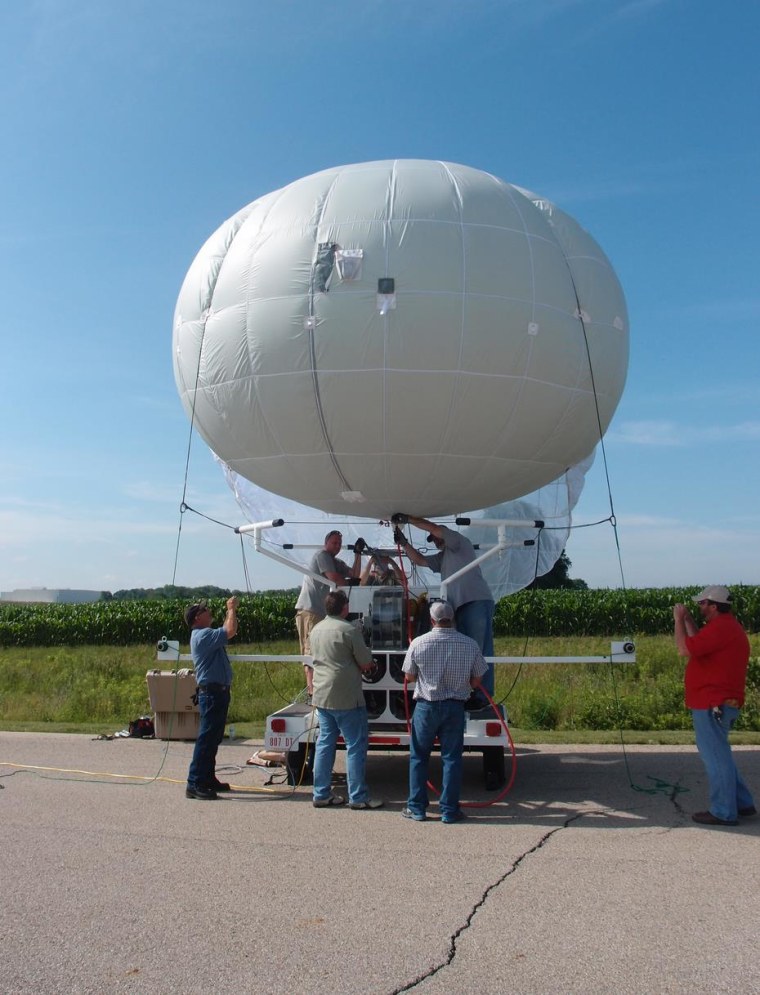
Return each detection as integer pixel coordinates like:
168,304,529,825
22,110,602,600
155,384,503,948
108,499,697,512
307,590,383,810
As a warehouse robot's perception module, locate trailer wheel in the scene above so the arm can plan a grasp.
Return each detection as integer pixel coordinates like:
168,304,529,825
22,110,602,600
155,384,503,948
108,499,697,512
482,745,505,791
287,742,314,786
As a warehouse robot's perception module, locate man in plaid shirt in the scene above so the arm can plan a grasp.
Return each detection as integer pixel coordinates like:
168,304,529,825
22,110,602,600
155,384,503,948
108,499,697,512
401,599,488,823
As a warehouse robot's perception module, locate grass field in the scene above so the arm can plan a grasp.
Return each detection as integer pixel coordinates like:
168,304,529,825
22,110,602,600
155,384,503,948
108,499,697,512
2,634,759,744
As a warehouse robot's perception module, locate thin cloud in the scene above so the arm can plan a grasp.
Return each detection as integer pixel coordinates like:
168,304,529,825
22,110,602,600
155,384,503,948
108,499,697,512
608,420,684,445
654,298,760,322
546,177,657,205
661,382,760,405
123,482,180,503
0,507,175,547
705,422,760,442
616,513,683,527
547,151,760,207
608,420,760,446
613,0,672,20
557,0,676,50
568,514,759,587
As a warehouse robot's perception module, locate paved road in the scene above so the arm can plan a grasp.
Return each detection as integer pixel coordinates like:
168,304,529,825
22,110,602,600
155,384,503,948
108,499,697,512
1,732,759,994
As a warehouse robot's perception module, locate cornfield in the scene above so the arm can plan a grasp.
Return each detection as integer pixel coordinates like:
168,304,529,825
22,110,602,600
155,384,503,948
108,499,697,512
496,586,760,637
1,587,758,647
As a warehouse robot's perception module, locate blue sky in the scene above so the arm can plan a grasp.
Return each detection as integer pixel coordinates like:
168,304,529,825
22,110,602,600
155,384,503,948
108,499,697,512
1,0,758,595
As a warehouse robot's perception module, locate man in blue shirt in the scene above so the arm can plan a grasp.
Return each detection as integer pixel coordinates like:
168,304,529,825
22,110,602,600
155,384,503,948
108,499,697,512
185,597,239,800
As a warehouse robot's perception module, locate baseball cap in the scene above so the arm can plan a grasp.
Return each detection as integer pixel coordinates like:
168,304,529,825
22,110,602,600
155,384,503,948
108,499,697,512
429,599,455,622
184,602,207,626
692,585,731,605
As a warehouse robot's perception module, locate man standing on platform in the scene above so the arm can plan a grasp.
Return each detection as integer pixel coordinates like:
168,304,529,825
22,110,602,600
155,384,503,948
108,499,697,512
295,530,363,694
392,513,494,704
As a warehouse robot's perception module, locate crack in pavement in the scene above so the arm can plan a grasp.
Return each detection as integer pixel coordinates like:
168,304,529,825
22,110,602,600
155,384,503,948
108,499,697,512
669,780,689,817
389,811,589,994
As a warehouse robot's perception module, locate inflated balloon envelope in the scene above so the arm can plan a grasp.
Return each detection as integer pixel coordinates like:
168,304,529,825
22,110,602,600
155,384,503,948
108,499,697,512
173,159,628,591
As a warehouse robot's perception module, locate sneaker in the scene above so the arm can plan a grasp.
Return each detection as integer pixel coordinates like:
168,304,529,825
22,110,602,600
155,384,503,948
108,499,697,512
349,798,384,810
442,810,468,824
185,785,218,800
401,807,426,821
739,806,757,818
313,793,346,808
691,810,738,827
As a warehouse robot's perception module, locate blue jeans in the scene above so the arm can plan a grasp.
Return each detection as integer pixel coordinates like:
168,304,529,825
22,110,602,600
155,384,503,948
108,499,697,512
313,706,370,805
408,698,466,820
188,685,230,789
455,599,494,695
691,706,755,822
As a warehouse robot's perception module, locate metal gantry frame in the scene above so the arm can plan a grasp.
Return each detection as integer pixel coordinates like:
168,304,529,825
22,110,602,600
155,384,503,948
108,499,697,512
161,515,636,669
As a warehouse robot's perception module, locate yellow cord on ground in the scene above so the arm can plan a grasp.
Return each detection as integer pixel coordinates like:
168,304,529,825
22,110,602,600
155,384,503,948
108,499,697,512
0,761,286,793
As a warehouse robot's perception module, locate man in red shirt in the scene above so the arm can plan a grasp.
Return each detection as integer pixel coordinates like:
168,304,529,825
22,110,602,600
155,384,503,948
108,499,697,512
674,585,756,826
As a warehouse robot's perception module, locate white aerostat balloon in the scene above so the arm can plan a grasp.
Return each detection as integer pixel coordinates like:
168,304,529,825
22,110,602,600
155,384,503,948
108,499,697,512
174,160,628,521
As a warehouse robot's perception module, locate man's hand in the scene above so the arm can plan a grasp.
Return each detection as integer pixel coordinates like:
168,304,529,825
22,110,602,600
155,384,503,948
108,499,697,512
353,537,367,554
303,661,314,696
391,513,408,525
224,597,239,639
673,602,696,656
393,526,409,547
674,603,696,625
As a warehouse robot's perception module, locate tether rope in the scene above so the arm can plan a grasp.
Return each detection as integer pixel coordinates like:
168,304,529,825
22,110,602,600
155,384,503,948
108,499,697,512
566,276,685,798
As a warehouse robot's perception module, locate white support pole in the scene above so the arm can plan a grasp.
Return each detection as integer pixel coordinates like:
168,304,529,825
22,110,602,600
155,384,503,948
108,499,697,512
160,651,635,666
490,655,635,665
236,519,285,535
455,517,544,529
236,519,336,590
440,528,528,600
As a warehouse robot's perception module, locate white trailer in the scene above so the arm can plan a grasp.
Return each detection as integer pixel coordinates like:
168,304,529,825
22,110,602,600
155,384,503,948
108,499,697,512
262,581,513,789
